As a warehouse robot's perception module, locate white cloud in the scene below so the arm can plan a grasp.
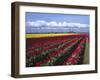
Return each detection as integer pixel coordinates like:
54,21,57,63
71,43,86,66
26,20,89,28
66,23,89,28
26,20,46,27
46,21,58,26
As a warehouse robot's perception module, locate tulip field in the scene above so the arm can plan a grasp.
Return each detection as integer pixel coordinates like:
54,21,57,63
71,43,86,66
26,33,89,67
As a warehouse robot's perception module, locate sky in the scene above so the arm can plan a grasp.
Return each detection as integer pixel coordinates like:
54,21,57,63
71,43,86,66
25,12,90,33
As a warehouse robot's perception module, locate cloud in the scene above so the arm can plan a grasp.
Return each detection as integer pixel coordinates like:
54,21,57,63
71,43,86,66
66,23,89,28
26,20,89,28
46,21,58,26
26,20,46,27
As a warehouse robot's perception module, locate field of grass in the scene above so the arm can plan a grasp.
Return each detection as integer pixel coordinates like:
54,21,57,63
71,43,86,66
26,33,79,38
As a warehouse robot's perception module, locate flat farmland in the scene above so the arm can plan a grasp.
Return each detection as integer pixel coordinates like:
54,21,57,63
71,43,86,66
26,33,89,67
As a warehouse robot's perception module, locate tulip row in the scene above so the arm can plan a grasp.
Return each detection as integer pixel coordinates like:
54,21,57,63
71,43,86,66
26,37,82,67
26,37,79,58
26,34,89,67
39,38,82,66
35,38,81,66
63,38,86,65
26,34,87,51
26,37,76,52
